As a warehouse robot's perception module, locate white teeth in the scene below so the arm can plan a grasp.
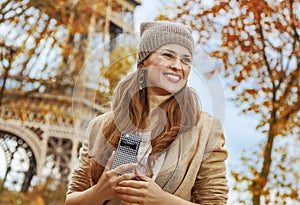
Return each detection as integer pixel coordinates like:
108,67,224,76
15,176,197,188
165,74,180,81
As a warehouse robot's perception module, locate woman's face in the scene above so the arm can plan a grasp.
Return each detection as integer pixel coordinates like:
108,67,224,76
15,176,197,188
142,44,192,96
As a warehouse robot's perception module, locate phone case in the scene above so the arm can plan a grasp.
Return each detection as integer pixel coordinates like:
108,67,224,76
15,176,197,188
111,132,142,174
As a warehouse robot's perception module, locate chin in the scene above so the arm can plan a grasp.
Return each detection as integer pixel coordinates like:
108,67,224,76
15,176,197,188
165,84,185,93
164,87,182,94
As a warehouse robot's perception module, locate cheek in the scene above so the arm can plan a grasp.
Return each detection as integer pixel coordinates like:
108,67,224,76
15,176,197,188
184,67,191,79
144,56,168,68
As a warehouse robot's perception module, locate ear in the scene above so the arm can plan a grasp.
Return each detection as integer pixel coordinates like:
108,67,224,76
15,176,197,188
137,61,144,69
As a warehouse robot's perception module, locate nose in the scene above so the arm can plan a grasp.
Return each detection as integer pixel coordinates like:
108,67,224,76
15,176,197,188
170,58,183,70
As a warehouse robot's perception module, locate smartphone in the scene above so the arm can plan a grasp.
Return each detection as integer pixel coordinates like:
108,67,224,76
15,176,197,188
111,132,142,175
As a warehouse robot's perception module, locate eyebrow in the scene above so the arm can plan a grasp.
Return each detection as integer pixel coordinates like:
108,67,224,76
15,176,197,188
161,49,191,58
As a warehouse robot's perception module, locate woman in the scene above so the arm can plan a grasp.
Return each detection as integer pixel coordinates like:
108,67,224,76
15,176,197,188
66,21,228,205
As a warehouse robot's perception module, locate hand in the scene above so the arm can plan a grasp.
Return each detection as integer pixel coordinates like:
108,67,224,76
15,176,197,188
115,170,167,205
94,151,137,201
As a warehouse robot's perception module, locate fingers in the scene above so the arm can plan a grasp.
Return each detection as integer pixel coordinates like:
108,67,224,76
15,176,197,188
103,168,136,183
135,174,149,181
118,173,136,181
116,186,146,205
118,179,148,189
121,200,140,205
116,186,143,204
100,170,136,193
120,196,143,205
112,163,138,175
134,168,149,181
116,184,143,195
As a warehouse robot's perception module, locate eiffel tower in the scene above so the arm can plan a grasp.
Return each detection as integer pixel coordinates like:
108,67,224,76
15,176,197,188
0,0,141,192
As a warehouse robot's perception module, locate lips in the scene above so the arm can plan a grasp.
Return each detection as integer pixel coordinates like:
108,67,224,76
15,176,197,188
164,73,181,83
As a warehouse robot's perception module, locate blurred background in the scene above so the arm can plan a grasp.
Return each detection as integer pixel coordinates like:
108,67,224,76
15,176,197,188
0,0,299,204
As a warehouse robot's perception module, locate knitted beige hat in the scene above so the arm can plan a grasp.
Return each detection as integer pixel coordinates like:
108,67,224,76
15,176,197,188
137,21,194,65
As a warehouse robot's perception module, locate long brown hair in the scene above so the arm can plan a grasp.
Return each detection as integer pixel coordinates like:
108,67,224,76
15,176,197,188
104,66,200,150
90,67,201,183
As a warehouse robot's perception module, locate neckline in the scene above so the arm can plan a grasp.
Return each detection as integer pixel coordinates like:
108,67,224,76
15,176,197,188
147,94,171,110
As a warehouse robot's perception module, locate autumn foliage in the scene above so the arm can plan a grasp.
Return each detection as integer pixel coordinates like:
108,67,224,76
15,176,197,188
1,0,300,204
1,0,136,204
167,0,300,204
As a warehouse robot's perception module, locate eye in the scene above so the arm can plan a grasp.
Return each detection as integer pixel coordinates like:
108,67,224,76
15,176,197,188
161,52,175,60
181,57,191,65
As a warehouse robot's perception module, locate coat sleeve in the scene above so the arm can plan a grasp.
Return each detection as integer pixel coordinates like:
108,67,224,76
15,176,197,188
67,113,112,195
66,139,92,194
66,116,103,195
191,117,229,204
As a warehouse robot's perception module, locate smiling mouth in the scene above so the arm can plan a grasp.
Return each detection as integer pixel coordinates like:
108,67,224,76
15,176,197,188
164,73,181,82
